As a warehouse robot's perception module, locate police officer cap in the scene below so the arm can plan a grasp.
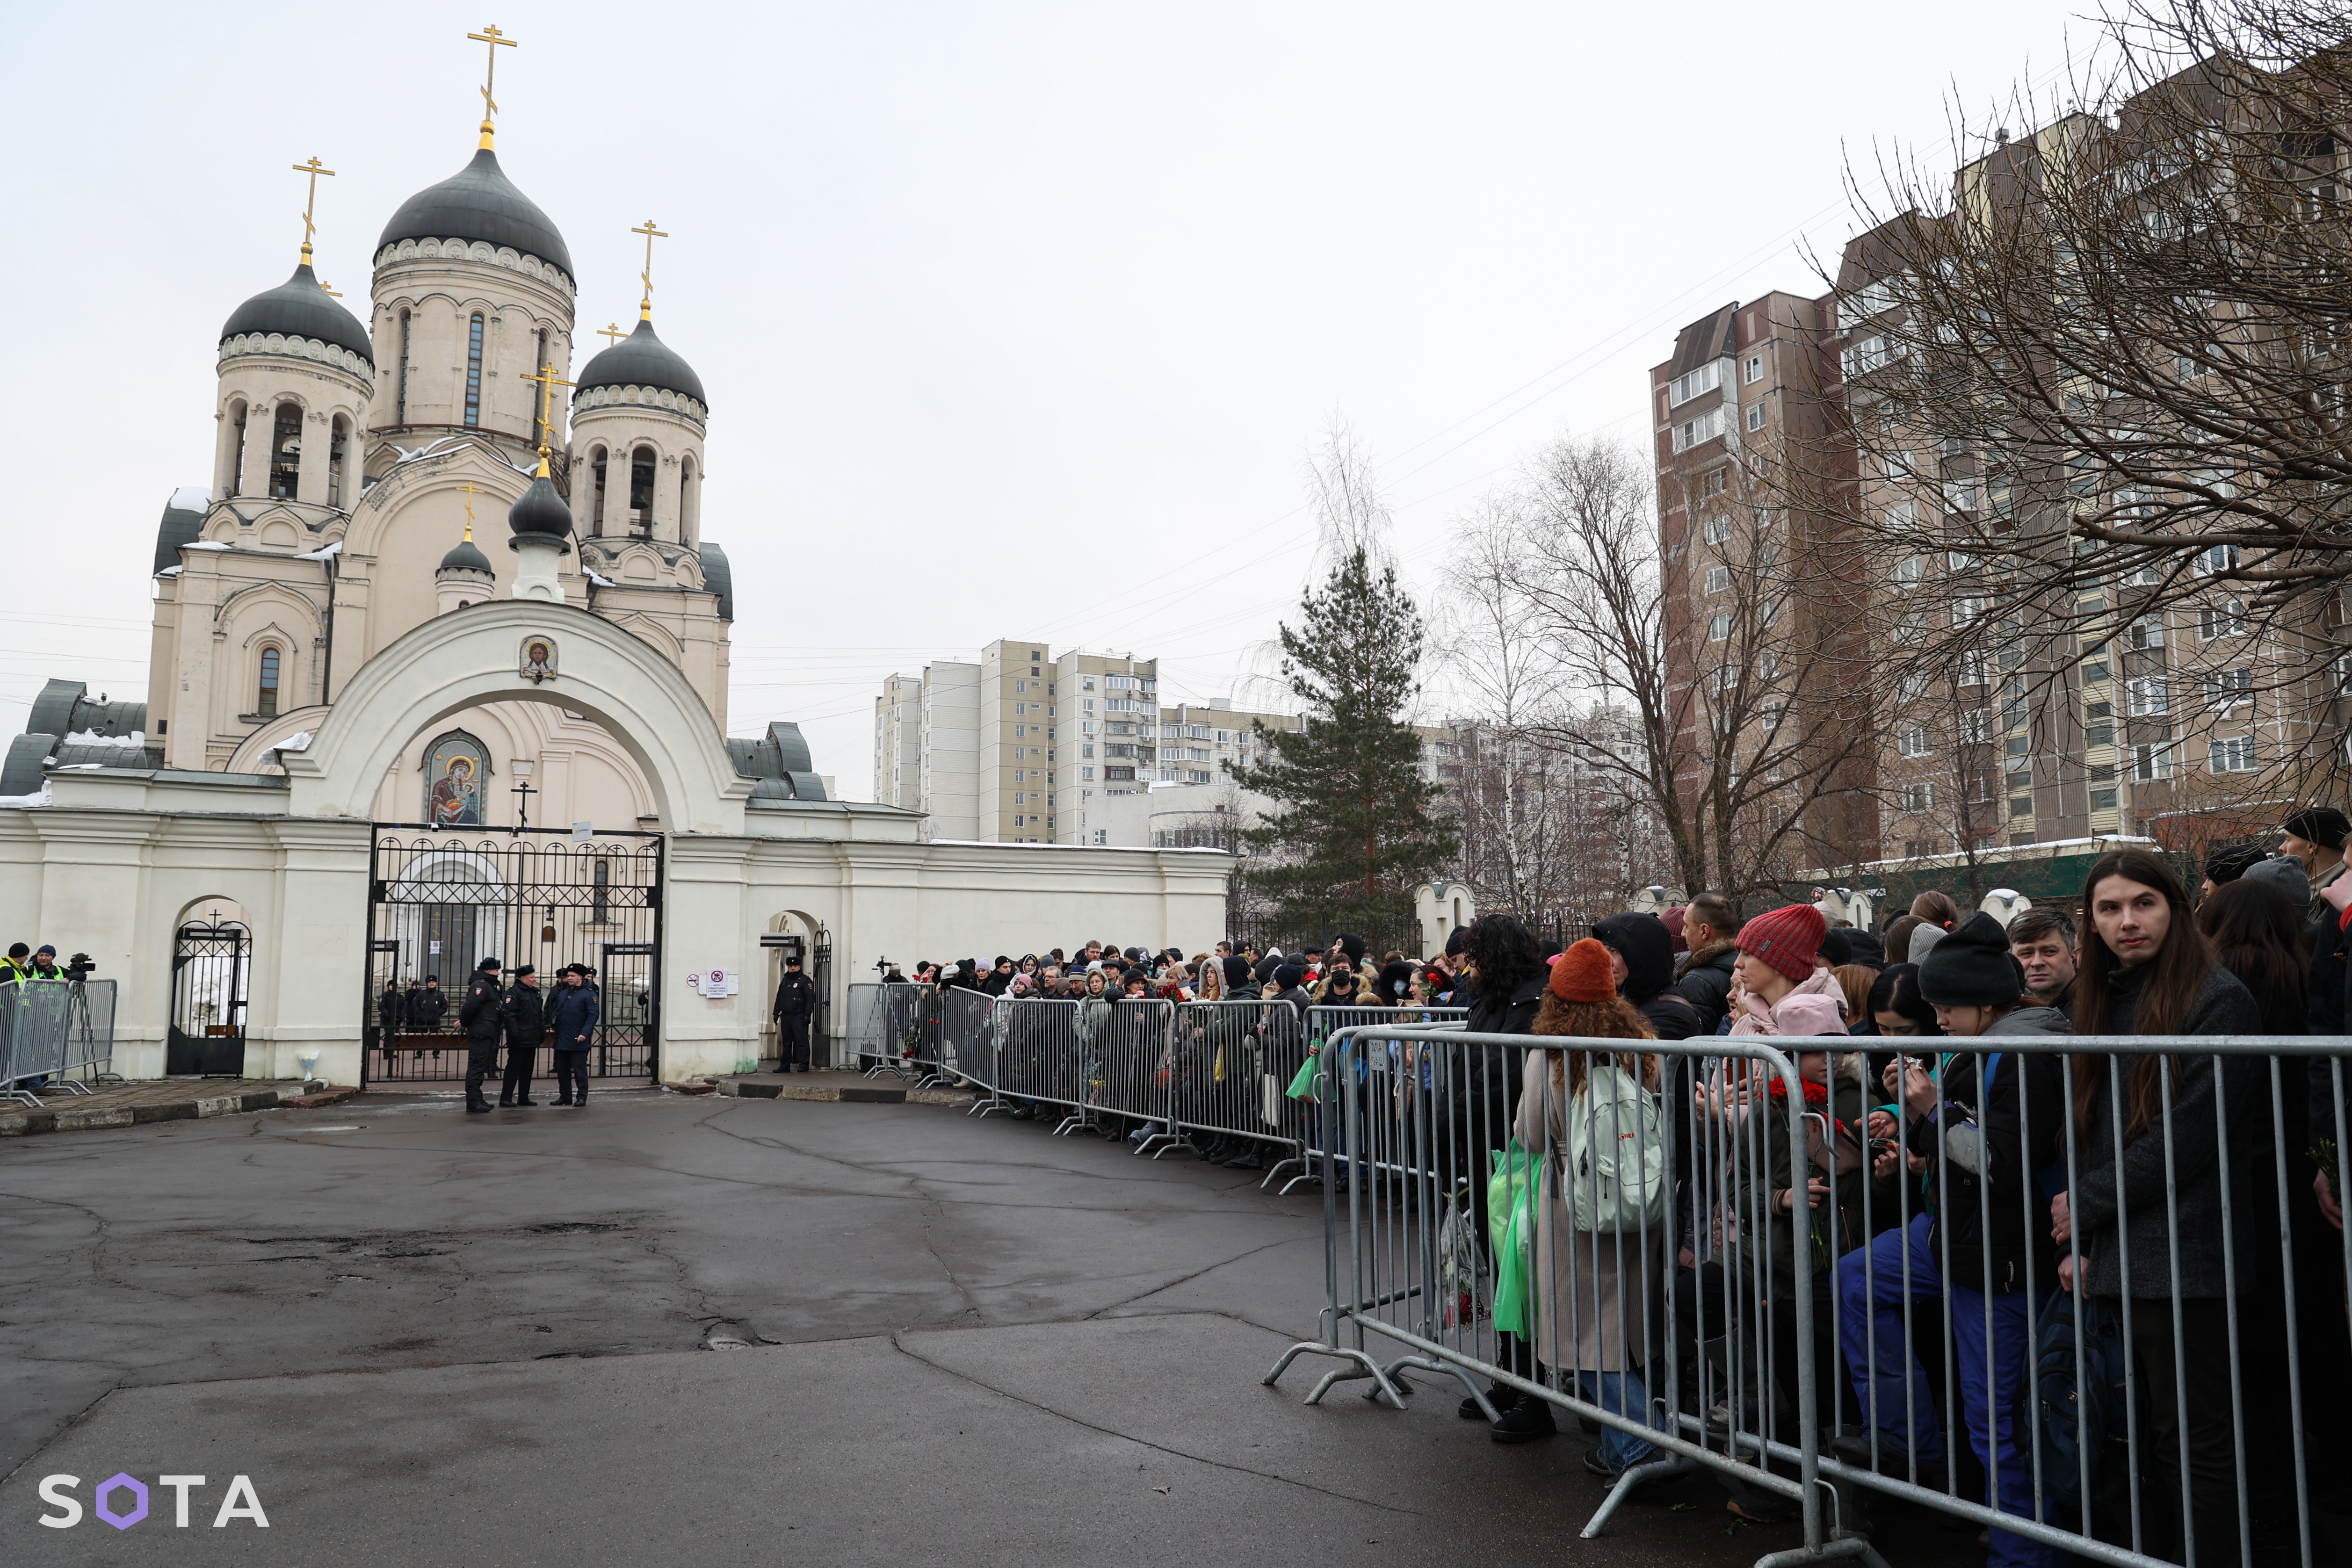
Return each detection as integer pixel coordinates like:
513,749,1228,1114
785,954,803,968
513,963,535,978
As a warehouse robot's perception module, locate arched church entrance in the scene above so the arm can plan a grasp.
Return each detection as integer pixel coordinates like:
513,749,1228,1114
273,600,751,1086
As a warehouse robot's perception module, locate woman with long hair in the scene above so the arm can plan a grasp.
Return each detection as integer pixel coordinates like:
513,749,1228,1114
2055,848,2262,1568
2196,874,2309,1035
1497,938,1666,1475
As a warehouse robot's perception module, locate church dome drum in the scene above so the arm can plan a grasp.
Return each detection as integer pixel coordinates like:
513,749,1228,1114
377,147,573,281
220,262,374,364
575,318,707,408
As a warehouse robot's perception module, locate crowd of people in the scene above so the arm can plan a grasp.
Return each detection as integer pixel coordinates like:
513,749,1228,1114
1416,807,2352,1568
881,934,1474,1016
876,803,2352,1566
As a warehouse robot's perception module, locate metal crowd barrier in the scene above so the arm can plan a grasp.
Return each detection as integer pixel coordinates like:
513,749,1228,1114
0,978,119,1107
1263,1023,2351,1568
841,983,884,1074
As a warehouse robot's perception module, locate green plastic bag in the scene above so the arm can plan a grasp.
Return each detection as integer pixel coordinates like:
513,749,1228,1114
1486,1142,1543,1337
1284,1052,1322,1100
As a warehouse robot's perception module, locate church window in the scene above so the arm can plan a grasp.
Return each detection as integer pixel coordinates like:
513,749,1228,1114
629,446,654,535
396,309,412,424
589,447,608,532
533,328,550,437
463,313,485,427
268,402,302,499
679,455,698,545
256,647,282,718
224,400,248,497
328,417,349,508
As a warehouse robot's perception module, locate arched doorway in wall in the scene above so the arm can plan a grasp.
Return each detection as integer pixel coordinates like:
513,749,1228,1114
167,897,251,1077
759,909,831,1069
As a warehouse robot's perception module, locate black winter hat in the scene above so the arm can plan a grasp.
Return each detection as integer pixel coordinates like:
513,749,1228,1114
1916,912,2027,1008
2204,842,2267,885
2283,806,2351,852
1820,927,1854,968
1334,932,1367,966
1444,925,1470,958
1274,963,1304,989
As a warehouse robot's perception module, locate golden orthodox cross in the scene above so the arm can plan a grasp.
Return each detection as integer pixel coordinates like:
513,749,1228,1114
516,361,578,467
598,321,627,346
457,481,485,542
291,156,335,264
468,24,519,146
631,218,668,321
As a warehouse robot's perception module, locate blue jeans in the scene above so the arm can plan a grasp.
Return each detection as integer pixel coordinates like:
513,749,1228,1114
1573,1369,1657,1472
1835,1213,2057,1568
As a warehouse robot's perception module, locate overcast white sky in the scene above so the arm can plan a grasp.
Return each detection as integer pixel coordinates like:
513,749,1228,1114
1,1,2086,800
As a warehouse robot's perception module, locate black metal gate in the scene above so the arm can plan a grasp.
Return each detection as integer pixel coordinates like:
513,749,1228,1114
362,825,662,1085
167,920,250,1076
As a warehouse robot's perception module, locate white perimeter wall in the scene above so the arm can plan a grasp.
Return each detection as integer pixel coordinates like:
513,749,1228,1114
0,778,1230,1086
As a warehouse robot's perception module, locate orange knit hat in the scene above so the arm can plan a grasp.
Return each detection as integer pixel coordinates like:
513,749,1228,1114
1549,938,1616,1003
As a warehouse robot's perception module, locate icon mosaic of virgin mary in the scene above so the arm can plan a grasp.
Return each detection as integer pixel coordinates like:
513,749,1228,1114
424,735,488,826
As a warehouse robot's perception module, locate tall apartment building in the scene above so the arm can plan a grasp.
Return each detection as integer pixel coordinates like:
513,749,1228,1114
871,643,1295,845
873,675,922,811
1651,294,1876,877
1830,108,2327,867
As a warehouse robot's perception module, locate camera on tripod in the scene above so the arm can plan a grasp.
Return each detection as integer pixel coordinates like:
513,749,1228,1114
64,952,95,980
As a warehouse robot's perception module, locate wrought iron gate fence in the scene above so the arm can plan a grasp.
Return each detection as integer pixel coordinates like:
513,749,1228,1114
362,824,662,1085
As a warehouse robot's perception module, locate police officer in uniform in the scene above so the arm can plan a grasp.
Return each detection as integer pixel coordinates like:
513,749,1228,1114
499,964,545,1107
772,954,818,1072
458,957,504,1114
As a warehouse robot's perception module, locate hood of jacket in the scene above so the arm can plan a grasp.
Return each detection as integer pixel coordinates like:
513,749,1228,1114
1728,965,1850,1036
1593,912,1677,1003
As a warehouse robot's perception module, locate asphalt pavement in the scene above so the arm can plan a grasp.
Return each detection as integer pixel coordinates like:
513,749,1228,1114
0,1087,1957,1565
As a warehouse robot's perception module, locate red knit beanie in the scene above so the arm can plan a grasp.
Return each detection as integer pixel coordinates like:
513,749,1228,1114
1549,938,1616,1003
1735,903,1826,982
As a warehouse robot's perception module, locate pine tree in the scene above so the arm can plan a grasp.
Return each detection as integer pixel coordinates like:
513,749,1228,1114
1236,546,1457,932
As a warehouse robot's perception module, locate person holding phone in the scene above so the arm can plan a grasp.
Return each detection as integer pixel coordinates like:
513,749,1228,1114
1836,913,2069,1568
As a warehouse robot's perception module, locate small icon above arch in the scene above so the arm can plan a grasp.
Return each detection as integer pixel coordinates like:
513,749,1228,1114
520,636,557,684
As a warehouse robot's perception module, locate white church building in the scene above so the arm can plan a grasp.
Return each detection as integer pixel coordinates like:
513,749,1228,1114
0,74,1226,1088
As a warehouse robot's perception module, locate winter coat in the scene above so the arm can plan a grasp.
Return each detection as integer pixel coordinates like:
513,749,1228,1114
1727,967,1850,1037
1674,941,1738,1034
1903,1006,2070,1293
459,972,504,1042
773,972,818,1019
501,981,548,1047
1594,913,1701,1041
2067,962,2263,1298
1445,975,1548,1179
547,982,602,1051
377,990,402,1035
1514,1050,1664,1373
1702,1055,1869,1297
405,986,447,1030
